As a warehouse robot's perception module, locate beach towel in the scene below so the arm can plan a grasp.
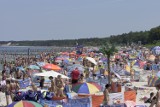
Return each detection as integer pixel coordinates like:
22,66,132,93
124,91,136,102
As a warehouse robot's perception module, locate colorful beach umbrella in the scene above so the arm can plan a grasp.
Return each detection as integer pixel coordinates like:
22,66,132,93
28,65,40,70
36,62,46,67
42,63,61,71
7,100,43,107
86,57,97,65
72,82,100,94
16,66,25,71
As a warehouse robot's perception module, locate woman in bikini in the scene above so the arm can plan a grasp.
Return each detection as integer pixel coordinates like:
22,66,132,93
55,75,65,97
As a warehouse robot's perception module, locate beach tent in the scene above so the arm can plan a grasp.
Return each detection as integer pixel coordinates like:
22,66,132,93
34,70,69,79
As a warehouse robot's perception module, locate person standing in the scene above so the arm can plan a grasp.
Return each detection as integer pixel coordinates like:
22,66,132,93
103,84,111,106
71,68,80,84
49,76,55,93
5,79,11,106
55,75,65,97
39,76,45,89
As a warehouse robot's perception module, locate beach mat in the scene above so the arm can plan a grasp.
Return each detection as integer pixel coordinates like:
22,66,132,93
124,91,136,102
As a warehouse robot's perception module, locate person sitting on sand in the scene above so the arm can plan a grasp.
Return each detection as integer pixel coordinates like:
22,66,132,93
55,75,65,97
145,92,154,103
150,96,157,107
103,84,111,106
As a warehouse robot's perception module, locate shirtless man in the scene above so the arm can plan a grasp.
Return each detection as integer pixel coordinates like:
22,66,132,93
10,79,20,101
5,80,11,106
55,75,64,97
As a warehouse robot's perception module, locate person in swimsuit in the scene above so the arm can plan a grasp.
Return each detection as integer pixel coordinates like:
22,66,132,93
55,75,65,97
5,79,11,106
103,84,111,106
49,76,56,93
10,79,20,101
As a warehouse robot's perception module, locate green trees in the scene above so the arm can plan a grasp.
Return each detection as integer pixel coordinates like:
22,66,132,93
149,26,160,43
100,44,117,84
0,25,160,47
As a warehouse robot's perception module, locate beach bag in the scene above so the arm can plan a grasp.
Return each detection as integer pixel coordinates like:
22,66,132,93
45,91,54,100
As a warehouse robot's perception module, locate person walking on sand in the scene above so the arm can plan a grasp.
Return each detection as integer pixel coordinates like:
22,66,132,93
103,84,111,106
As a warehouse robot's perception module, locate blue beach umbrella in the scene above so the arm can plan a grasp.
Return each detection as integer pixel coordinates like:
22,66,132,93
28,65,40,70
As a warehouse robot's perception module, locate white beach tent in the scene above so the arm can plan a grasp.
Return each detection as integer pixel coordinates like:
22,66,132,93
34,70,69,79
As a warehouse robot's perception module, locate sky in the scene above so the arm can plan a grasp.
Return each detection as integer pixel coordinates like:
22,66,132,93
0,0,160,41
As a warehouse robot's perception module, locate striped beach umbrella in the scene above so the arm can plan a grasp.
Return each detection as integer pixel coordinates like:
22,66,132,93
72,82,100,94
8,100,43,107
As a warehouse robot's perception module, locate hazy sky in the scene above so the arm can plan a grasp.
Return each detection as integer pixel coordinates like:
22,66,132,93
0,0,160,41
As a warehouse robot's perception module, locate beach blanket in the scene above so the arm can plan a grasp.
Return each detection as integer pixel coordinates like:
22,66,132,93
124,91,136,102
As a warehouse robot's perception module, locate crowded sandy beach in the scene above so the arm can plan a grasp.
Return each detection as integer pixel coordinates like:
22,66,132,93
0,45,160,107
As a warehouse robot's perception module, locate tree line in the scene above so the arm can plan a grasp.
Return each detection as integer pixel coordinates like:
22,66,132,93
0,25,160,47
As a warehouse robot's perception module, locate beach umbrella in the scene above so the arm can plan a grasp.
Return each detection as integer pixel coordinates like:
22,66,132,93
68,66,84,73
27,70,40,76
152,46,160,55
7,100,43,107
72,82,100,94
16,66,25,71
28,65,40,70
67,64,84,72
34,70,69,79
42,63,61,71
86,57,97,65
36,62,46,67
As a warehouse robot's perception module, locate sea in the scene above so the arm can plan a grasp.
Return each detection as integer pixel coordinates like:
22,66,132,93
0,46,74,71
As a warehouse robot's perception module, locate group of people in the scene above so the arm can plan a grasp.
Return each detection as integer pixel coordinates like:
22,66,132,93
0,46,160,107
